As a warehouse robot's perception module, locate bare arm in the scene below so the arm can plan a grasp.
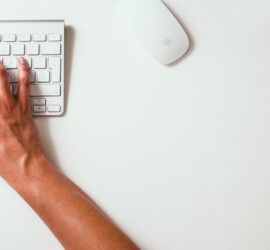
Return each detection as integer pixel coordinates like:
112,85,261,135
0,58,139,250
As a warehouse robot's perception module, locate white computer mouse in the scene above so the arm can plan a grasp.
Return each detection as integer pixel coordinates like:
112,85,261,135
116,0,190,65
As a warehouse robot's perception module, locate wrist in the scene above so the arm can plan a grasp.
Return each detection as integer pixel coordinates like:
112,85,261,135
5,152,52,193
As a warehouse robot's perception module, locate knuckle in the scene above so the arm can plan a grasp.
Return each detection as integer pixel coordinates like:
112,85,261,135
19,70,30,82
20,76,30,85
20,64,29,72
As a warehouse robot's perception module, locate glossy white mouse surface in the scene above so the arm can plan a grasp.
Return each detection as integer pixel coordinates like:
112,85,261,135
116,0,190,65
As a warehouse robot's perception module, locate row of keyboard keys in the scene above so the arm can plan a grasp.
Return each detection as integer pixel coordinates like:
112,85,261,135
30,84,61,96
0,34,61,42
1,56,61,83
8,69,55,83
33,105,61,113
10,84,61,96
1,56,59,69
0,43,61,55
8,69,44,83
32,98,61,113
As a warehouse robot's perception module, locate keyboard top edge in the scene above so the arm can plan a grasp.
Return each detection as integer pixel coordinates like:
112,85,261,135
0,20,65,23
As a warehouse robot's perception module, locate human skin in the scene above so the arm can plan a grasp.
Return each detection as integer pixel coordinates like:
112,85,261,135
0,57,140,250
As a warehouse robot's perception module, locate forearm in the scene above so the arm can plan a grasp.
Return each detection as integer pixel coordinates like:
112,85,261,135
8,155,139,250
0,59,138,250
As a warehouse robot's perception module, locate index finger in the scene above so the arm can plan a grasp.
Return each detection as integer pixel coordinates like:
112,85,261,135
17,57,30,113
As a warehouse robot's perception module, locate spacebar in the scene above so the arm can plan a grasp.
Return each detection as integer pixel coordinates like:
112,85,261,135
30,84,61,96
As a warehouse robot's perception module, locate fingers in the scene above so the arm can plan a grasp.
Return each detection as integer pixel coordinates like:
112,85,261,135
17,57,30,113
0,63,13,102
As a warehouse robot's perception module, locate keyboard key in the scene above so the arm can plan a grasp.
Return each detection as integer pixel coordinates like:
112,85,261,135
11,44,25,55
47,105,61,112
48,34,61,41
33,57,46,69
26,43,39,55
3,34,16,42
18,34,31,42
49,57,61,82
13,84,19,95
7,70,19,83
4,57,17,69
40,43,61,55
30,70,36,83
32,98,46,105
30,84,61,96
36,69,50,82
9,84,13,94
33,34,46,41
0,44,10,55
33,105,46,113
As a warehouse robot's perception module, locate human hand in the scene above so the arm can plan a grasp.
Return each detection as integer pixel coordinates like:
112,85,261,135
0,57,44,184
0,58,140,250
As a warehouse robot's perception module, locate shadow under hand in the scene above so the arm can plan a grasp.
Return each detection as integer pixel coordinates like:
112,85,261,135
35,118,62,170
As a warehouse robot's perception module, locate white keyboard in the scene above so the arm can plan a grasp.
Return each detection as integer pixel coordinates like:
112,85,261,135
0,20,65,116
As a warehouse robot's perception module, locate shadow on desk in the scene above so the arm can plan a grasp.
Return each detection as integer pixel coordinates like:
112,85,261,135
64,25,75,115
34,25,75,171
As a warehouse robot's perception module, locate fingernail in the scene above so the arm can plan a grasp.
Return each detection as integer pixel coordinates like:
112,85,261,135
17,57,26,65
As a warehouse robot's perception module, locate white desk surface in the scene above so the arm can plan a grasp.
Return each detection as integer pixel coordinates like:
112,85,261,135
0,0,270,249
